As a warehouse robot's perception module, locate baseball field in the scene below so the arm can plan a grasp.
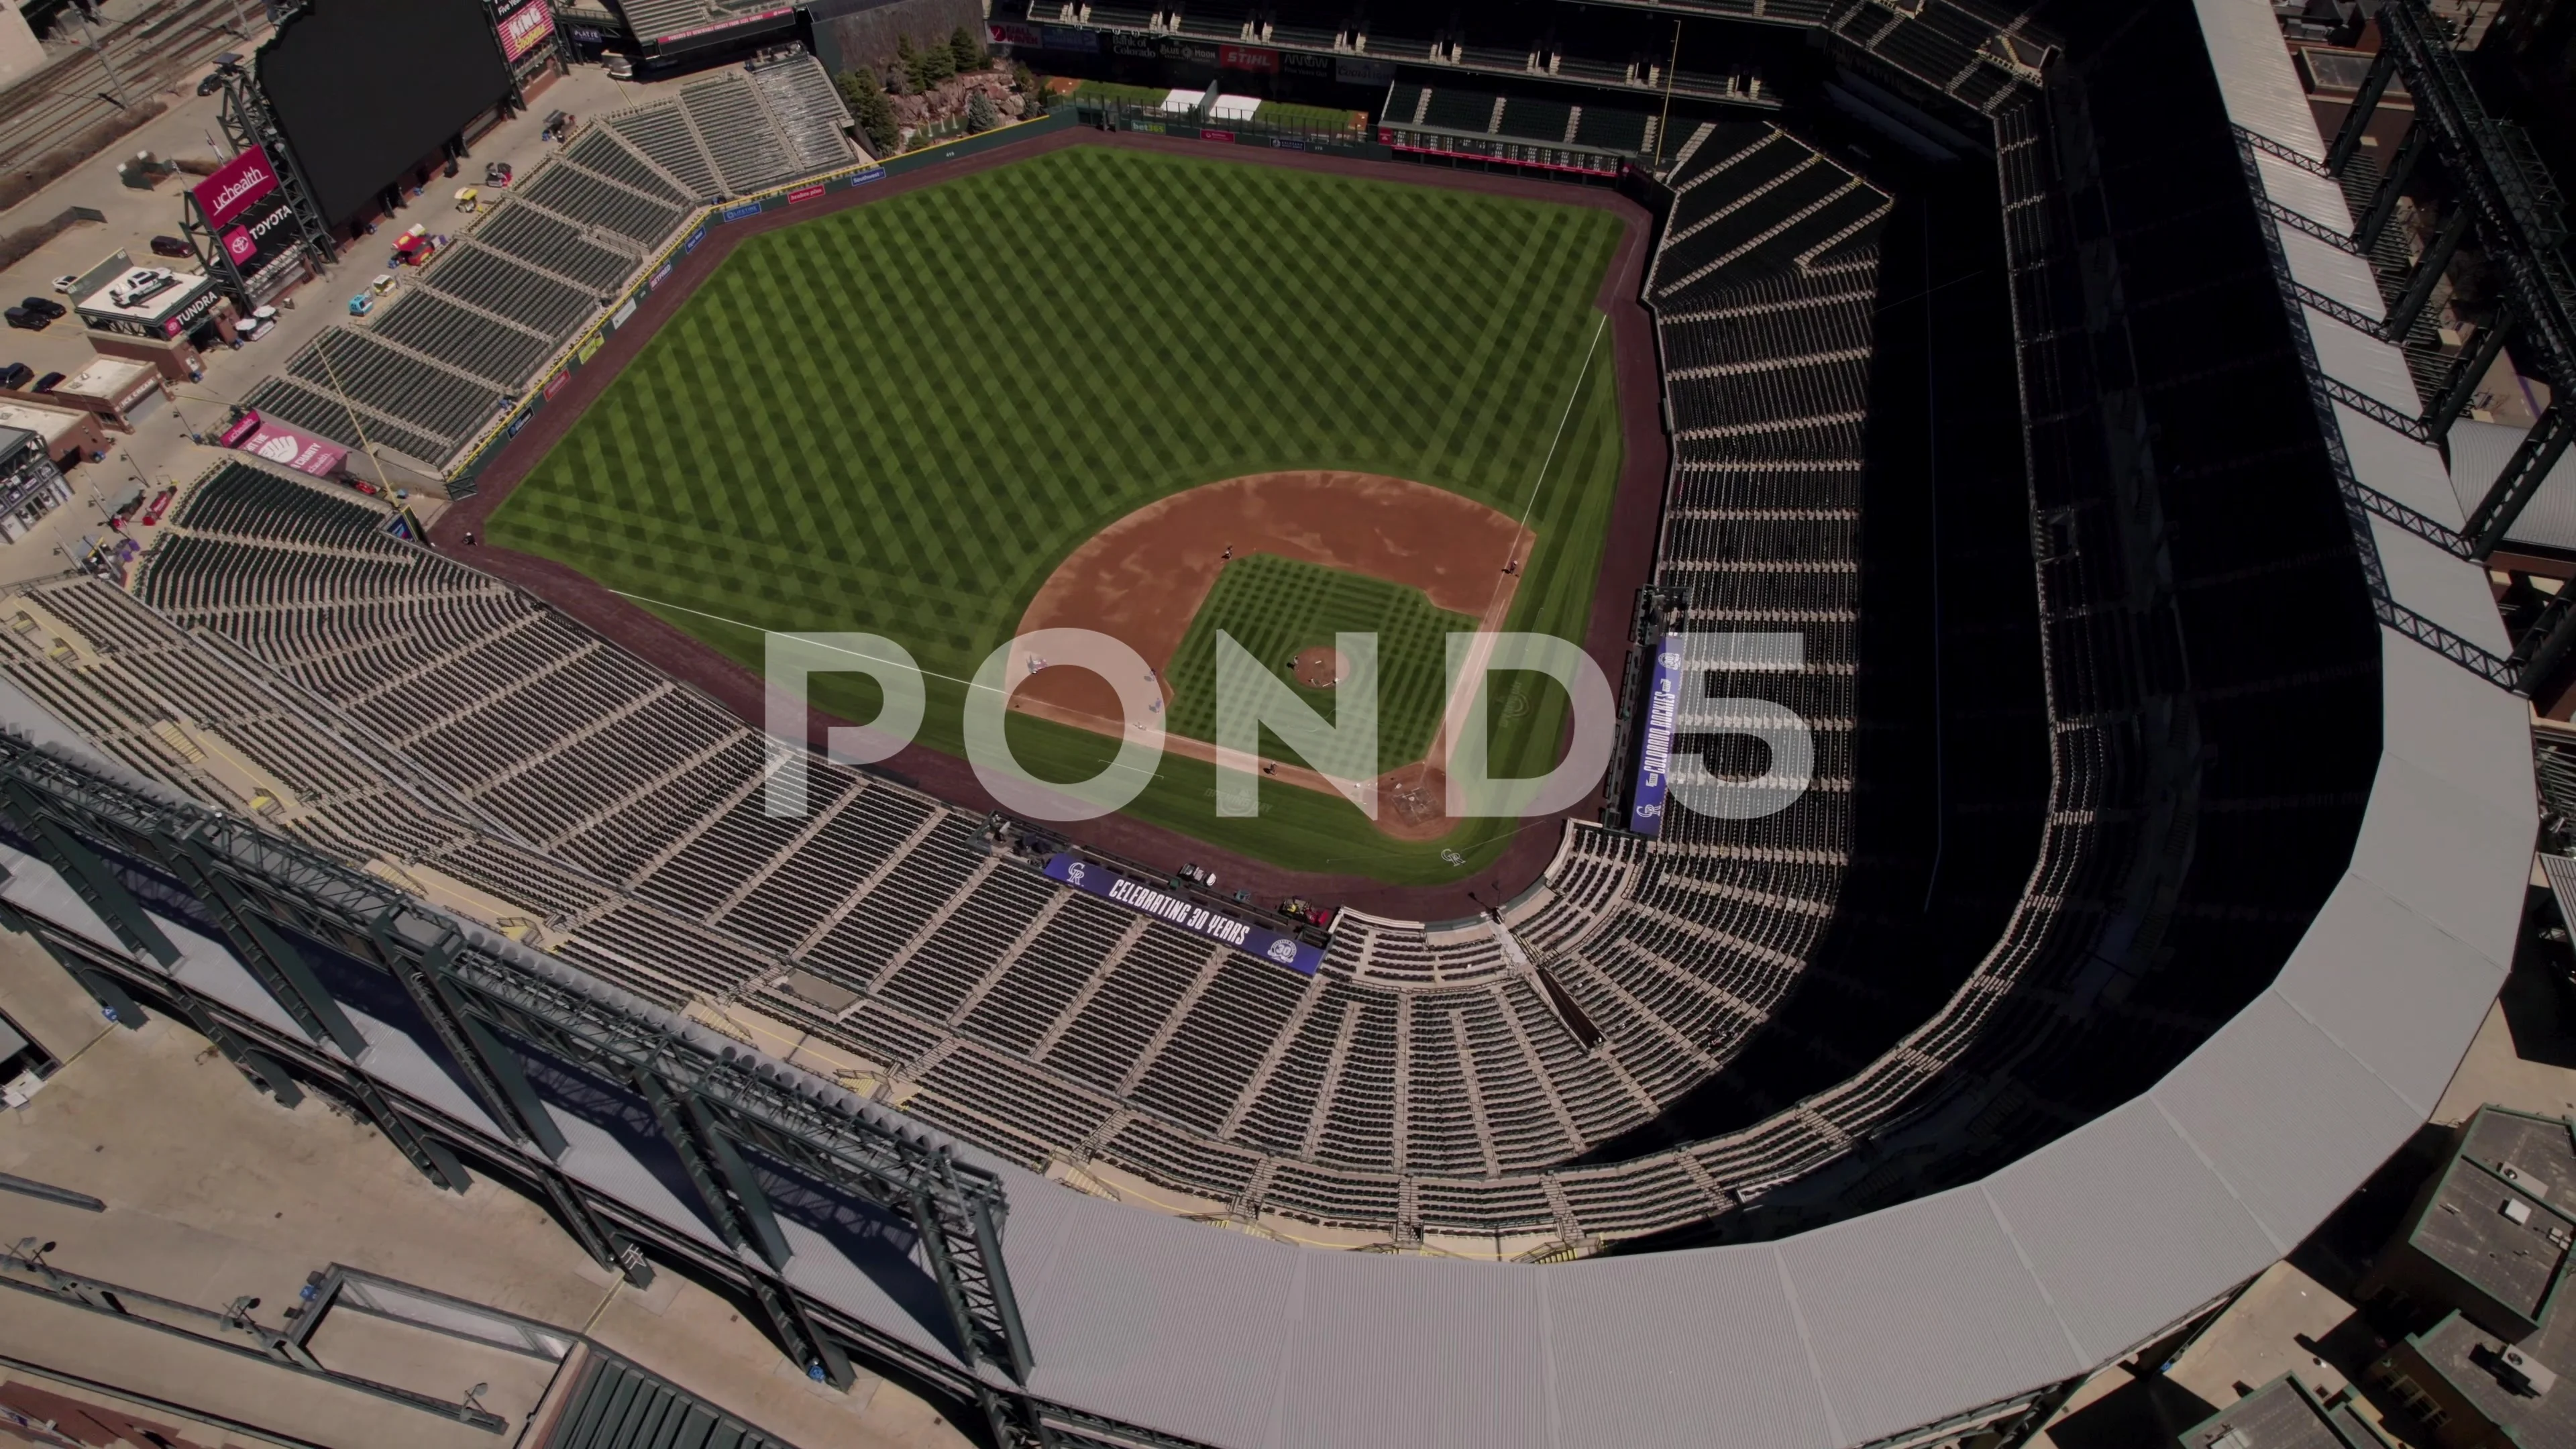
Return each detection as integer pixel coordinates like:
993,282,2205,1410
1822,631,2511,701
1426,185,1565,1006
486,144,1626,883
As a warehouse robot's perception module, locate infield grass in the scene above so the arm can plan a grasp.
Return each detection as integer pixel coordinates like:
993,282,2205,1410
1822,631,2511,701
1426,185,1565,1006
1163,554,1472,783
488,143,1624,883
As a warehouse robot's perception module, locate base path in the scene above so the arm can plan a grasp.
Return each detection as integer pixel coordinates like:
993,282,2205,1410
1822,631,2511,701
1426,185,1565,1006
437,127,1671,920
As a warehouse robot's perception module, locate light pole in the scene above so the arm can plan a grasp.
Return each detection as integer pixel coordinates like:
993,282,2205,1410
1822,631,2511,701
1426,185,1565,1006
75,5,133,110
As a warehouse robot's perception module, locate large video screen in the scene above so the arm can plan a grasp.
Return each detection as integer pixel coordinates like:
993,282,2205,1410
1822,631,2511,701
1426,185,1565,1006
259,0,514,227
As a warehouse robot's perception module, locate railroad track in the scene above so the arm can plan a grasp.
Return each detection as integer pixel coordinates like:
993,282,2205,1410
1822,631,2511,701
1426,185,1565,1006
3,0,270,186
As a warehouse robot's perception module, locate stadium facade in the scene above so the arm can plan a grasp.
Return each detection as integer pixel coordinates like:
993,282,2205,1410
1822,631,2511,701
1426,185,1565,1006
0,2,2546,1446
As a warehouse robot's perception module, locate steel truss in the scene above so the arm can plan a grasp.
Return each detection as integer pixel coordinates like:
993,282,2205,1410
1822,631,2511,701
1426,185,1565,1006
2230,129,2520,691
202,53,339,296
0,737,1166,1449
2326,0,2576,570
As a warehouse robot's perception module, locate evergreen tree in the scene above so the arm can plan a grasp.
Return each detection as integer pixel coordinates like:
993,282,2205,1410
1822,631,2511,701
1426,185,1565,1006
839,66,901,156
949,24,985,75
908,32,954,90
892,36,916,94
1013,62,1045,115
965,90,998,133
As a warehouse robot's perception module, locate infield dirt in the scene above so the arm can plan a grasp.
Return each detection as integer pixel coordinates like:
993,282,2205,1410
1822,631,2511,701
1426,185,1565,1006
1003,470,1523,841
437,128,1668,918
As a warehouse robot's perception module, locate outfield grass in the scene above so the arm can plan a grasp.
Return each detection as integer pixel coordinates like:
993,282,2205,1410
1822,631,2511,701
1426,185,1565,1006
489,144,1624,883
1162,554,1471,782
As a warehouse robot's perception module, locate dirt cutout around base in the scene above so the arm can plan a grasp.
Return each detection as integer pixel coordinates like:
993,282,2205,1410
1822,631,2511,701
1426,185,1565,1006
1293,646,1350,689
1008,471,1525,839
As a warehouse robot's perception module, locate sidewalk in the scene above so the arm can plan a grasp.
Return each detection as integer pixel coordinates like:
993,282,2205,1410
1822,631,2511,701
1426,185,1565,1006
0,928,970,1448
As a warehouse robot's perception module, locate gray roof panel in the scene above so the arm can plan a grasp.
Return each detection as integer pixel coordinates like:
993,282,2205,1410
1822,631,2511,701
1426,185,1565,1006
2449,418,2576,553
1276,1250,1555,1449
2344,745,2532,967
2149,987,2425,1250
1980,1097,2282,1366
2266,874,2511,1117
1016,1191,1305,1449
1776,1187,2084,1442
1546,1249,1840,1449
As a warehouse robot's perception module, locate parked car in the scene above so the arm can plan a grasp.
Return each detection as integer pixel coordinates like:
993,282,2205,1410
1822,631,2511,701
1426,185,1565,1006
50,274,79,295
0,363,30,390
148,235,192,258
3,307,47,331
17,297,64,321
31,372,62,392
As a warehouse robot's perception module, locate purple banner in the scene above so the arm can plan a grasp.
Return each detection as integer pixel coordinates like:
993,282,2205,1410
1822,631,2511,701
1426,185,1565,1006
1042,853,1322,975
1627,635,1682,837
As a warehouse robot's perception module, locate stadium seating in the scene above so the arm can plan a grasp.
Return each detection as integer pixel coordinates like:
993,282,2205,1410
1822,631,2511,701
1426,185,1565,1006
288,329,508,451
684,72,805,197
745,49,863,171
28,62,2311,1254
370,290,558,391
602,104,724,203
76,127,1912,1248
211,54,856,478
470,203,643,294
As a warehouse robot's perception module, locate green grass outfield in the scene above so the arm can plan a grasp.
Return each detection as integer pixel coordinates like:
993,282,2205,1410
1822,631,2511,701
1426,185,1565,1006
489,144,1625,884
1162,554,1472,783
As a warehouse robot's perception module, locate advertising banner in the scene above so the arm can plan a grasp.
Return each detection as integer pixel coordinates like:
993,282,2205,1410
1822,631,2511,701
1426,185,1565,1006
987,21,1040,46
1220,44,1278,72
496,0,556,64
192,146,280,229
721,200,762,222
1042,25,1098,52
1626,635,1682,837
787,182,825,205
1336,56,1397,87
223,411,348,479
1042,853,1323,975
217,189,303,292
156,282,225,338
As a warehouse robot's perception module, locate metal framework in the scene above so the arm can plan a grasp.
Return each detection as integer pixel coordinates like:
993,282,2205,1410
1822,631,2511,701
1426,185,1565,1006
202,52,340,290
2231,127,2519,692
0,737,1155,1449
2325,0,2576,589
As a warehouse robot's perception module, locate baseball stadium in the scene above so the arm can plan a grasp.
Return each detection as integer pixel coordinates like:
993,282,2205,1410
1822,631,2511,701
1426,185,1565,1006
0,0,2549,1446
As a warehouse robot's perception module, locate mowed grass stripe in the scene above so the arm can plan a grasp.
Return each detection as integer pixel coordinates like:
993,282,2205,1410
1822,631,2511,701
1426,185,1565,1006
492,146,1624,882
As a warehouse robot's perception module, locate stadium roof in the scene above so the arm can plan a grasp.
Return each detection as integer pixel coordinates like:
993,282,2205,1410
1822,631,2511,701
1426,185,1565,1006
2450,417,2576,555
764,4,2529,1440
0,7,2534,1447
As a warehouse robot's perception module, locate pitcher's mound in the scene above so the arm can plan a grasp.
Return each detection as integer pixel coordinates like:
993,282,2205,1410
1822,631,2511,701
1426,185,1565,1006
1292,645,1350,690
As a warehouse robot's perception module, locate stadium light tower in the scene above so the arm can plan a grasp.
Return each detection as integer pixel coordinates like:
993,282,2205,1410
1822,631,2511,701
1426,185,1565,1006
199,50,339,281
